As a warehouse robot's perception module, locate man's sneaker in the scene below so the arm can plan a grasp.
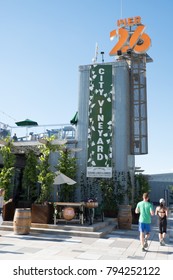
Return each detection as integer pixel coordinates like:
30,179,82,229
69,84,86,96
142,247,147,252
144,238,148,248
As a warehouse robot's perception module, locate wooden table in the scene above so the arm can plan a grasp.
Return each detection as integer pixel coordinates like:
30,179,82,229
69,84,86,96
54,202,85,225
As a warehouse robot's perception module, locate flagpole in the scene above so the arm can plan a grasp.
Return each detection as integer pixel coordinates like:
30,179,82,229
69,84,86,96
92,42,98,63
121,0,123,18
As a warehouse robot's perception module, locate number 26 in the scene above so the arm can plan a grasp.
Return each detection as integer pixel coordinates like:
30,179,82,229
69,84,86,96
109,25,151,55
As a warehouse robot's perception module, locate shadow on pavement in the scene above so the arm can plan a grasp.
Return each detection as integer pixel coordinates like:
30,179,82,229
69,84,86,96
2,235,81,243
0,250,23,255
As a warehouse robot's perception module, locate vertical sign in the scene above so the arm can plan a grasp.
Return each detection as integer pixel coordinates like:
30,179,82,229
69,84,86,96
87,64,112,178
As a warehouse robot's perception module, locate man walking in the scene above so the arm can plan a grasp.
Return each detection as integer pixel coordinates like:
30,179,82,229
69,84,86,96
135,193,154,252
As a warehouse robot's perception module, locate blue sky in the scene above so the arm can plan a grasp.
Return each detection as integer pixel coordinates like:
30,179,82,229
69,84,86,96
0,0,173,175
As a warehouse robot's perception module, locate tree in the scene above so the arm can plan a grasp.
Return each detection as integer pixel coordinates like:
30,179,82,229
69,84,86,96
36,137,58,204
22,150,38,202
57,148,77,202
134,174,150,206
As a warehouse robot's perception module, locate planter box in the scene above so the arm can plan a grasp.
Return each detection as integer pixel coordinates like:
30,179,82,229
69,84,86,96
2,200,15,221
31,203,54,224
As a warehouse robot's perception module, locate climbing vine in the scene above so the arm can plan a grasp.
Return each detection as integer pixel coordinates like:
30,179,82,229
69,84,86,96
0,139,15,200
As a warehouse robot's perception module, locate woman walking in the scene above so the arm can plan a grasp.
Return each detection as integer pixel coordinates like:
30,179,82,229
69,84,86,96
155,198,168,246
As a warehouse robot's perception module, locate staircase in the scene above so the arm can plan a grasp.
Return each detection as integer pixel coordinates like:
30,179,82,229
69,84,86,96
0,218,117,238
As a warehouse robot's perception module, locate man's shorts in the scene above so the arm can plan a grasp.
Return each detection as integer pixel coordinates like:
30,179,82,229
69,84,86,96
138,222,151,233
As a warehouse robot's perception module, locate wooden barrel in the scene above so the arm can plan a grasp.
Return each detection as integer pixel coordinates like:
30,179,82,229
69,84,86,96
13,208,31,235
118,205,132,230
63,207,75,221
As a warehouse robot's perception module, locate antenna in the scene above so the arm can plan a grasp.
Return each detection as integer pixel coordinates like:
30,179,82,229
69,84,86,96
92,42,98,63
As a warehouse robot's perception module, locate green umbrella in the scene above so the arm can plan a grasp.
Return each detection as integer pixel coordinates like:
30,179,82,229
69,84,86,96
15,118,38,127
15,119,38,138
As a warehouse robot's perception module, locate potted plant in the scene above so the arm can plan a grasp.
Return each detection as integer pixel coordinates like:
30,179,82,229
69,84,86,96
100,178,118,218
31,137,57,224
100,171,126,218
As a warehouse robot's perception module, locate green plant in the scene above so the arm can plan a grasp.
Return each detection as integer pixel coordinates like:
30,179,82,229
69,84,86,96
126,171,133,205
0,139,15,201
57,148,77,202
134,174,150,206
115,172,127,205
36,137,58,204
80,172,99,202
100,178,117,213
99,171,127,215
80,171,87,201
22,150,38,202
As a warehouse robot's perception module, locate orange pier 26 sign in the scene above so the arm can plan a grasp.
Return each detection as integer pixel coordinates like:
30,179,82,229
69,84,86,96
109,16,151,56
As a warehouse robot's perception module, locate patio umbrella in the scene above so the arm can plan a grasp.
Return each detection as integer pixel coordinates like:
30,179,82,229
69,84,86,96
15,118,38,127
54,171,76,185
15,118,38,137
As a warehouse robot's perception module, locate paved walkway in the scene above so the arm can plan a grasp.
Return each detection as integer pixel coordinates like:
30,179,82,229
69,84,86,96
0,209,173,260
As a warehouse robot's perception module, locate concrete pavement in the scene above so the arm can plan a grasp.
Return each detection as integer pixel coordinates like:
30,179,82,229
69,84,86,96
0,209,173,260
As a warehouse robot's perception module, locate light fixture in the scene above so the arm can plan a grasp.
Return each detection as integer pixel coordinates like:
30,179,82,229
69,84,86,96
100,51,104,63
127,48,132,55
117,50,122,56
